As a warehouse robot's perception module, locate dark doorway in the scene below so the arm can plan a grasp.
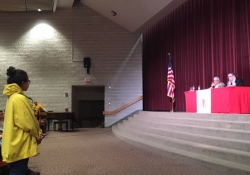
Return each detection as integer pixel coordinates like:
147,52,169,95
72,85,105,128
79,100,104,127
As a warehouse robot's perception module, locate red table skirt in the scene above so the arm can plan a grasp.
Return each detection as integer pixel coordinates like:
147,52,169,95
185,87,250,113
184,91,197,112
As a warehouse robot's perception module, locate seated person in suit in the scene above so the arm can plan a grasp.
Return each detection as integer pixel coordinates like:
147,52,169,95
33,101,47,136
210,76,225,88
227,73,244,86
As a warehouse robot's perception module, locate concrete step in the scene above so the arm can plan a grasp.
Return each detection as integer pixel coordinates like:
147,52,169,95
123,119,250,152
138,111,250,121
133,114,250,131
112,125,250,175
118,122,250,166
128,117,250,141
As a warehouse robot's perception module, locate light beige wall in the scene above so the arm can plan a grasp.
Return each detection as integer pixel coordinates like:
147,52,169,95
0,4,142,126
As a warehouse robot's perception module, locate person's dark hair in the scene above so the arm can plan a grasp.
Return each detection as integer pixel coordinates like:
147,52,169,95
229,72,236,77
6,66,28,87
0,110,2,113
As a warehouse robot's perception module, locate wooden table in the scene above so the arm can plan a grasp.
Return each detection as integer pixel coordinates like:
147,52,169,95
40,112,75,131
184,87,250,113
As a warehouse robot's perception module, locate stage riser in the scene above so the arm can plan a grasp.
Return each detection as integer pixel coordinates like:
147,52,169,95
123,120,250,152
133,115,250,131
112,111,250,175
112,125,250,175
138,112,250,121
128,118,250,141
118,122,250,165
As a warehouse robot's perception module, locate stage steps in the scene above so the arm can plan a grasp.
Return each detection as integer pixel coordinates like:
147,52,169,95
112,111,250,175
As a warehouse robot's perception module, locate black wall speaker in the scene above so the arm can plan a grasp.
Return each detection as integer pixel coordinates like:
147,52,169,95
83,57,91,68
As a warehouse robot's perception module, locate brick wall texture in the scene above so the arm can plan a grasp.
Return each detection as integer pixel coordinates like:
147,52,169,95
0,4,142,126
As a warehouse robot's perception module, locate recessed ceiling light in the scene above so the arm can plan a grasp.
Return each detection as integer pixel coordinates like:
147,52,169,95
38,9,41,12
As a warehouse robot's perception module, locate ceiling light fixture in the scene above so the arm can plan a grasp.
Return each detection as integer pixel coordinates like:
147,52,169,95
38,9,41,12
111,11,117,16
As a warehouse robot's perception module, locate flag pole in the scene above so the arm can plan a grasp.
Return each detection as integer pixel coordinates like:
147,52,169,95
171,99,174,112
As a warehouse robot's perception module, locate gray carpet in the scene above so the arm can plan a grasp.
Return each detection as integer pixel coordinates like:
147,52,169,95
28,128,223,175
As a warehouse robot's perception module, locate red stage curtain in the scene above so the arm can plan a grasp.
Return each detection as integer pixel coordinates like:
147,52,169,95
143,0,250,111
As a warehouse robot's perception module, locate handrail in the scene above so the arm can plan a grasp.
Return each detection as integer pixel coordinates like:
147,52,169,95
103,96,143,115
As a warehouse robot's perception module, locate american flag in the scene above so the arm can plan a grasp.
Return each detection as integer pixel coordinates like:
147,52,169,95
167,55,175,102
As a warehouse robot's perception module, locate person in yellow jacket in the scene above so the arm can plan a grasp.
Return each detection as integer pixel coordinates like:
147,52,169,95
33,101,47,136
2,66,42,175
33,101,46,117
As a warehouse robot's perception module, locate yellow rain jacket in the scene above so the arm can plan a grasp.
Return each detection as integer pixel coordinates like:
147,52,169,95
2,83,42,163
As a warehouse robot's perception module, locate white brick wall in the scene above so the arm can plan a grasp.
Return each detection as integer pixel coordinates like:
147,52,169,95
0,4,142,127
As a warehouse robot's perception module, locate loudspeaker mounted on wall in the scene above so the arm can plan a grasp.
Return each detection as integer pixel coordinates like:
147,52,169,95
83,57,91,74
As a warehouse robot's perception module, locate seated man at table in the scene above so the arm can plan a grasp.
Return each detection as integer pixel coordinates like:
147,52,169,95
227,73,244,86
210,76,225,88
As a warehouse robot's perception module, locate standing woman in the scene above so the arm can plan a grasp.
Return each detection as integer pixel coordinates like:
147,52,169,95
2,66,42,175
